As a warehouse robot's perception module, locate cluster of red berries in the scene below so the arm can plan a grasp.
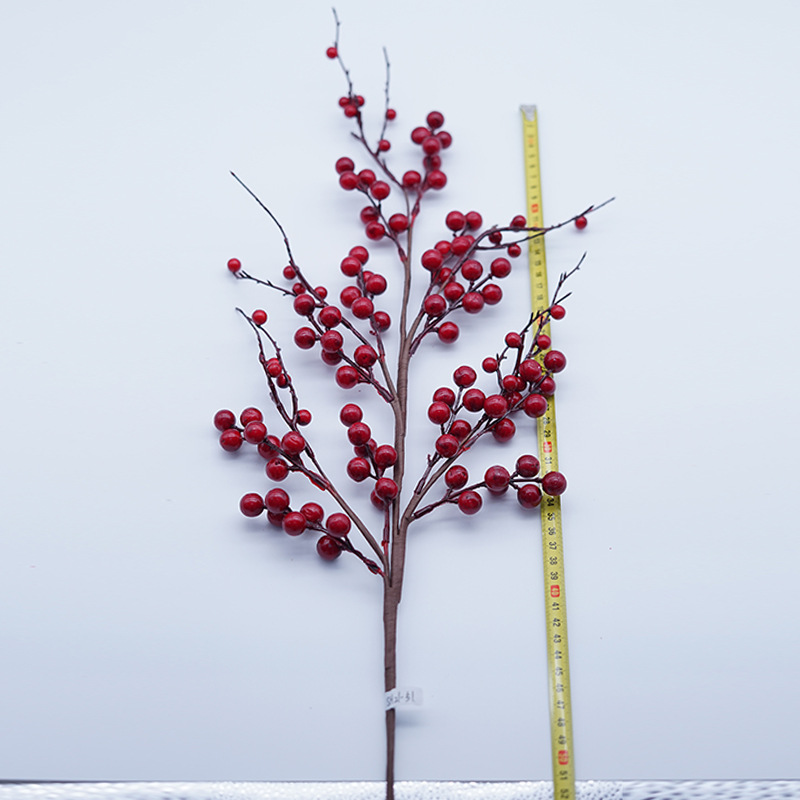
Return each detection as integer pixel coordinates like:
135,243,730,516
215,38,587,571
215,405,385,570
438,455,566,517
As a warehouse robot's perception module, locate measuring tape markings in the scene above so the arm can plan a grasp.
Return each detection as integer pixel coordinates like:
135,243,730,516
521,104,576,800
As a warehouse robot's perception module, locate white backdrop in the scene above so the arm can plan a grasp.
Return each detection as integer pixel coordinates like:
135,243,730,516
2,0,799,785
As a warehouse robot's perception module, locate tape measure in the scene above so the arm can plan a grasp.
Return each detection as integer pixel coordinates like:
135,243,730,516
521,104,576,800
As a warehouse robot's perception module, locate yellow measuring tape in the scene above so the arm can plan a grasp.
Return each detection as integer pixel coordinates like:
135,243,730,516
521,104,576,800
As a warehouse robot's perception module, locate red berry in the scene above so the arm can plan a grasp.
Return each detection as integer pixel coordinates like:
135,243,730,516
427,170,447,190
351,297,375,319
490,257,512,278
343,104,358,118
294,327,317,349
462,292,484,314
444,281,465,301
365,221,386,240
347,422,372,446
293,294,316,316
282,511,307,536
318,306,342,328
541,471,567,496
373,311,391,331
339,403,363,425
281,432,306,455
435,240,452,255
426,111,445,129
213,409,236,431
505,332,522,348
462,388,485,412
347,457,371,482
482,357,498,373
507,243,522,258
354,439,377,459
349,245,369,264
516,454,540,477
388,213,409,233
457,491,482,515
378,139,391,152
374,445,397,469
335,156,354,173
339,286,361,308
484,465,510,494
339,171,358,190
424,294,447,316
370,181,391,200
523,394,548,418
519,359,542,382
433,387,456,406
411,126,430,144
320,330,344,353
402,170,422,189
424,154,442,170
422,136,441,156
340,256,362,277
336,365,360,389
326,513,352,537
539,376,556,396
550,304,566,320
437,322,459,343
453,365,477,387
450,419,471,440
492,418,516,442
317,535,342,561
239,493,265,517
267,511,285,528
365,273,387,295
445,210,466,231
445,465,469,489
252,309,267,325
244,421,267,444
536,334,552,350
360,207,379,225
375,477,399,501
544,350,567,373
488,230,503,244
283,265,296,280
386,108,397,120
227,258,241,273
451,236,471,256
517,484,543,509
510,215,527,228
436,130,452,148
265,457,289,481
574,215,588,230
461,259,483,281
428,401,452,425
357,169,376,187
435,434,460,458
484,394,508,418
240,407,263,426
296,409,312,426
326,46,338,59
421,249,444,271
265,488,290,513
354,344,378,367
465,211,482,230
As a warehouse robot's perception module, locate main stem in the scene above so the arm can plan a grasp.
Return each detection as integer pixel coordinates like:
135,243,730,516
382,223,415,800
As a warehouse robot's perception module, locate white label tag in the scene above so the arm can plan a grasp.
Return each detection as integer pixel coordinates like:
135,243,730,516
385,687,423,710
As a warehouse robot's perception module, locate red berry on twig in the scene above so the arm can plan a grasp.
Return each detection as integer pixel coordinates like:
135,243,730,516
317,535,343,560
239,493,265,517
457,491,482,515
574,215,588,230
541,471,567,496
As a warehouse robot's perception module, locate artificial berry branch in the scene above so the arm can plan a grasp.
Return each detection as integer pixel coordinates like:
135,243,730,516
214,15,609,800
